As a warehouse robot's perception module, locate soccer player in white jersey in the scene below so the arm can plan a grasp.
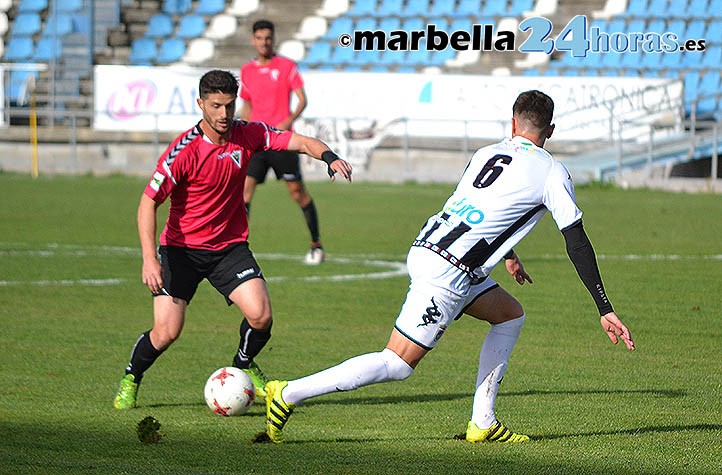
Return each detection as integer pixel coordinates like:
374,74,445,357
260,90,635,444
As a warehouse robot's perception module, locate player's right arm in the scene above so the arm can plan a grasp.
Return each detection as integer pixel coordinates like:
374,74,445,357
138,194,163,294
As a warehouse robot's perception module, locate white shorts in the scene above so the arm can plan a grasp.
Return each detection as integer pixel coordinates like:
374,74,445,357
393,248,499,350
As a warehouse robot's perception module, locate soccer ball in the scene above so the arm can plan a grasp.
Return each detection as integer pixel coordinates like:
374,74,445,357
204,367,255,416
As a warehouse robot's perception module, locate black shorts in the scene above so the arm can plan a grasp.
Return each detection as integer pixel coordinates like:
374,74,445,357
157,243,264,305
246,150,302,183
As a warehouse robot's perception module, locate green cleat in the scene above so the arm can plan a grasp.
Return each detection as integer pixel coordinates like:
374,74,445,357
466,420,529,443
242,361,269,398
265,380,295,444
113,374,139,410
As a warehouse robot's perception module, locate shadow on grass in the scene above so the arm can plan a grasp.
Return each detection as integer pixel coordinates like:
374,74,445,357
527,423,722,441
302,387,686,407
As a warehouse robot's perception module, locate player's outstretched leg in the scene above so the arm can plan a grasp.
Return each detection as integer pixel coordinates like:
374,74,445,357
113,374,139,410
465,420,529,443
265,380,295,444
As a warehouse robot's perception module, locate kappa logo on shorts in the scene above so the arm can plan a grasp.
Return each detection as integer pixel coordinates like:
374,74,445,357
418,297,442,327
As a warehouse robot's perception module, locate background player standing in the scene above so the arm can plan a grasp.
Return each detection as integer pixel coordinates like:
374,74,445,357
260,90,635,444
113,69,352,410
240,19,325,265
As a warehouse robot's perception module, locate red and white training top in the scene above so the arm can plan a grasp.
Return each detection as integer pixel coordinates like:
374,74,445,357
240,55,304,128
143,120,292,250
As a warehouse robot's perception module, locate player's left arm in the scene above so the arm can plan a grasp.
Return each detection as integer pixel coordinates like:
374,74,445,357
562,220,635,351
287,133,353,182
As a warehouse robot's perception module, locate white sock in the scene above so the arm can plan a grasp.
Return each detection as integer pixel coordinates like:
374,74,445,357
283,348,413,405
471,314,525,428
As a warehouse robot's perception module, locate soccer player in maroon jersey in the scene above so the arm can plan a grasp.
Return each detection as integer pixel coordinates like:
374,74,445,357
240,19,326,265
113,69,352,409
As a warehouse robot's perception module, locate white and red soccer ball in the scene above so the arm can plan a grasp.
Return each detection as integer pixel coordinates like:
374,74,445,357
204,367,255,416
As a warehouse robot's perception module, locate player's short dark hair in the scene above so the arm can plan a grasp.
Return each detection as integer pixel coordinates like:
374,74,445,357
513,90,554,131
252,19,275,33
199,70,239,98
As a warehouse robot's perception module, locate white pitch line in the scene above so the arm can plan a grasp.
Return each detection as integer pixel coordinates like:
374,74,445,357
1,242,720,287
0,278,126,287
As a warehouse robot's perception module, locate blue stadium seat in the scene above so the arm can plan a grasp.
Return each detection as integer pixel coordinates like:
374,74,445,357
681,47,705,69
162,0,192,15
146,13,174,38
18,0,47,13
401,0,430,17
665,19,685,38
3,36,34,61
177,14,205,38
157,38,186,63
195,0,225,15
427,16,449,32
646,19,664,32
708,0,722,16
625,19,645,34
429,0,455,17
355,48,381,67
354,17,376,32
646,0,668,15
128,37,158,65
482,0,508,16
11,12,42,36
32,36,62,61
374,0,403,17
705,20,722,44
401,17,424,31
377,48,405,66
57,0,82,13
700,45,722,69
683,0,709,17
377,17,401,33
44,12,74,36
685,19,706,40
328,41,356,65
347,0,377,17
303,41,332,66
508,0,533,14
639,49,662,70
621,0,648,17
453,0,482,18
449,17,473,32
323,17,353,40
658,48,681,70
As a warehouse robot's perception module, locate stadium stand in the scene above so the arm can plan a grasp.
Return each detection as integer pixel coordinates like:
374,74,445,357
0,0,719,185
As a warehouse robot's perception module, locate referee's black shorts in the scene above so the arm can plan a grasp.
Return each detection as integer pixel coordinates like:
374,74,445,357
155,242,264,305
246,150,303,183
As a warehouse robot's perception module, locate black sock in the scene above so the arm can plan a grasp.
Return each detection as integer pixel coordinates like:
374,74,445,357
232,319,272,369
301,200,320,244
125,331,163,383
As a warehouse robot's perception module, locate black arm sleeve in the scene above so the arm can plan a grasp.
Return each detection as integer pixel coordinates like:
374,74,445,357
561,220,614,315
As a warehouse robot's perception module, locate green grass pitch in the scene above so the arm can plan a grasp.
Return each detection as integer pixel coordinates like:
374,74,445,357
0,173,720,474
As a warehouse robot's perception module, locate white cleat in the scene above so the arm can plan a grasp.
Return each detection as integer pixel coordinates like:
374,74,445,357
304,247,325,265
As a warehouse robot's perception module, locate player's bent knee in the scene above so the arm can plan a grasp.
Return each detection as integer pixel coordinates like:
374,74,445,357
381,348,414,381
